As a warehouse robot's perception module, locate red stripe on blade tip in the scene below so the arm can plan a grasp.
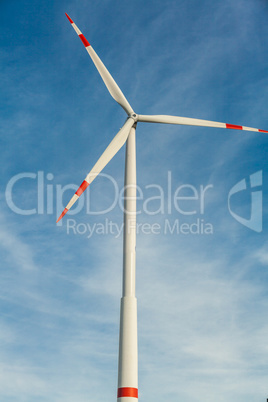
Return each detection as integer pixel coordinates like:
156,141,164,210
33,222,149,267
259,129,268,133
226,123,243,130
65,13,73,24
75,180,89,197
117,387,138,398
56,208,68,223
79,34,90,47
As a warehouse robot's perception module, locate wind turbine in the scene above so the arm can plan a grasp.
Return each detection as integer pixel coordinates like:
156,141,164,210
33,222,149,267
57,13,267,401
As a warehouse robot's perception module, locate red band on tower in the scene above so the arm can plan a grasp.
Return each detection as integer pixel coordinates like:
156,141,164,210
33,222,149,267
117,387,138,398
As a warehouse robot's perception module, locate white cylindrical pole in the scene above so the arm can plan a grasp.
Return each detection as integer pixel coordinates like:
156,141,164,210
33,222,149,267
117,125,138,401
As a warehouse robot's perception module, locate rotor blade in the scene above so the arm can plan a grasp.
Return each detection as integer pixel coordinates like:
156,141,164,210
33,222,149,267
57,118,135,223
138,114,268,133
65,13,134,116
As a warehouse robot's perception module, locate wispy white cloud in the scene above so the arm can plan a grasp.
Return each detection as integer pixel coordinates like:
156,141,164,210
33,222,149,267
255,243,268,265
0,211,37,271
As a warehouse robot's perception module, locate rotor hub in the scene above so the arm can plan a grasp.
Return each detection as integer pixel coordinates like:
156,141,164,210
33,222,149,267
129,113,138,122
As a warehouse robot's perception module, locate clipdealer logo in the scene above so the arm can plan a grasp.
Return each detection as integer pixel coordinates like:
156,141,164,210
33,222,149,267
4,170,213,218
4,170,264,234
228,171,263,233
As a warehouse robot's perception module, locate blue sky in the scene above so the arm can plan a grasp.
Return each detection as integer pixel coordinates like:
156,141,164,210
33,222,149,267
1,0,268,401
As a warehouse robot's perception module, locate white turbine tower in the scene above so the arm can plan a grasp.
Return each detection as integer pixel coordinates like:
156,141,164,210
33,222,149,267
57,13,267,401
